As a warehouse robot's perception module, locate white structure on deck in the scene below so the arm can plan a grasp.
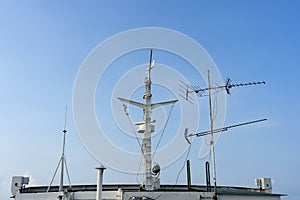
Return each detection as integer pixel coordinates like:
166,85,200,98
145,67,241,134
11,178,283,200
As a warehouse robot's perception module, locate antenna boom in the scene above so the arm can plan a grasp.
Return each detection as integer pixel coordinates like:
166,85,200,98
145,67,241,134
186,118,267,138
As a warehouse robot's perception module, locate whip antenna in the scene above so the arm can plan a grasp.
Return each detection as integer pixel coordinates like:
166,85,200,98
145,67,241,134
47,107,72,192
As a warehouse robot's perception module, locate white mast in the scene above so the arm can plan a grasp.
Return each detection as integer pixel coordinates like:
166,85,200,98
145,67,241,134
118,49,177,190
143,49,154,190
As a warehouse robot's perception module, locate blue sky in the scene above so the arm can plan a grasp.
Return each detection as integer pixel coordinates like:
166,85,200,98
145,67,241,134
0,1,299,199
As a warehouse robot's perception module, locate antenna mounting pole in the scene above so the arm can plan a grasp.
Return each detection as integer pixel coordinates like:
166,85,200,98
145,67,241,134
59,107,68,192
208,70,217,195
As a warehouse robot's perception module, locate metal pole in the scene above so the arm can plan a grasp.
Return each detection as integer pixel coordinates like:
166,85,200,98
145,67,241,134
208,70,217,194
96,166,106,200
205,161,211,192
187,160,191,190
143,64,153,190
59,130,67,192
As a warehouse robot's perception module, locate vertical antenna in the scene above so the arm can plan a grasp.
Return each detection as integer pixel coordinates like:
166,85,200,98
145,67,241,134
59,107,67,192
64,107,67,132
208,70,217,195
47,107,72,192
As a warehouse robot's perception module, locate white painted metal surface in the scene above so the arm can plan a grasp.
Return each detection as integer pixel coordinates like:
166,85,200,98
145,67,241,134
96,166,106,200
14,190,281,200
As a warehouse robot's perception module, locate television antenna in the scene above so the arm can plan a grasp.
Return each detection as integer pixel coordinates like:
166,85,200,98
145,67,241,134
182,70,266,196
180,77,265,102
184,118,267,144
47,107,72,192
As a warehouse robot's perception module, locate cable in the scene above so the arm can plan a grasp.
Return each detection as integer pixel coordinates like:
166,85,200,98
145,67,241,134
122,103,144,155
153,103,175,159
212,89,220,123
153,144,192,200
204,88,220,146
174,144,191,185
135,158,142,184
121,103,146,185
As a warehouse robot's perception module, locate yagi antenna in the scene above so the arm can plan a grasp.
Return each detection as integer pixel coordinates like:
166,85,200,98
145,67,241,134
179,80,194,104
224,78,265,95
180,78,265,101
181,70,266,196
184,118,267,144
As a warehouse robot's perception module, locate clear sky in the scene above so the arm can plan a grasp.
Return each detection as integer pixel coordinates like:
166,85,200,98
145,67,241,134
0,1,299,199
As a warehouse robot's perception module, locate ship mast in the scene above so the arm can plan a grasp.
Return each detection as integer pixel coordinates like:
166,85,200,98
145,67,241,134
143,49,154,190
118,49,177,190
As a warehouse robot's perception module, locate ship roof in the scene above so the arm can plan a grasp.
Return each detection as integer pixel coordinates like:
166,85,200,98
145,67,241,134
19,184,285,197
